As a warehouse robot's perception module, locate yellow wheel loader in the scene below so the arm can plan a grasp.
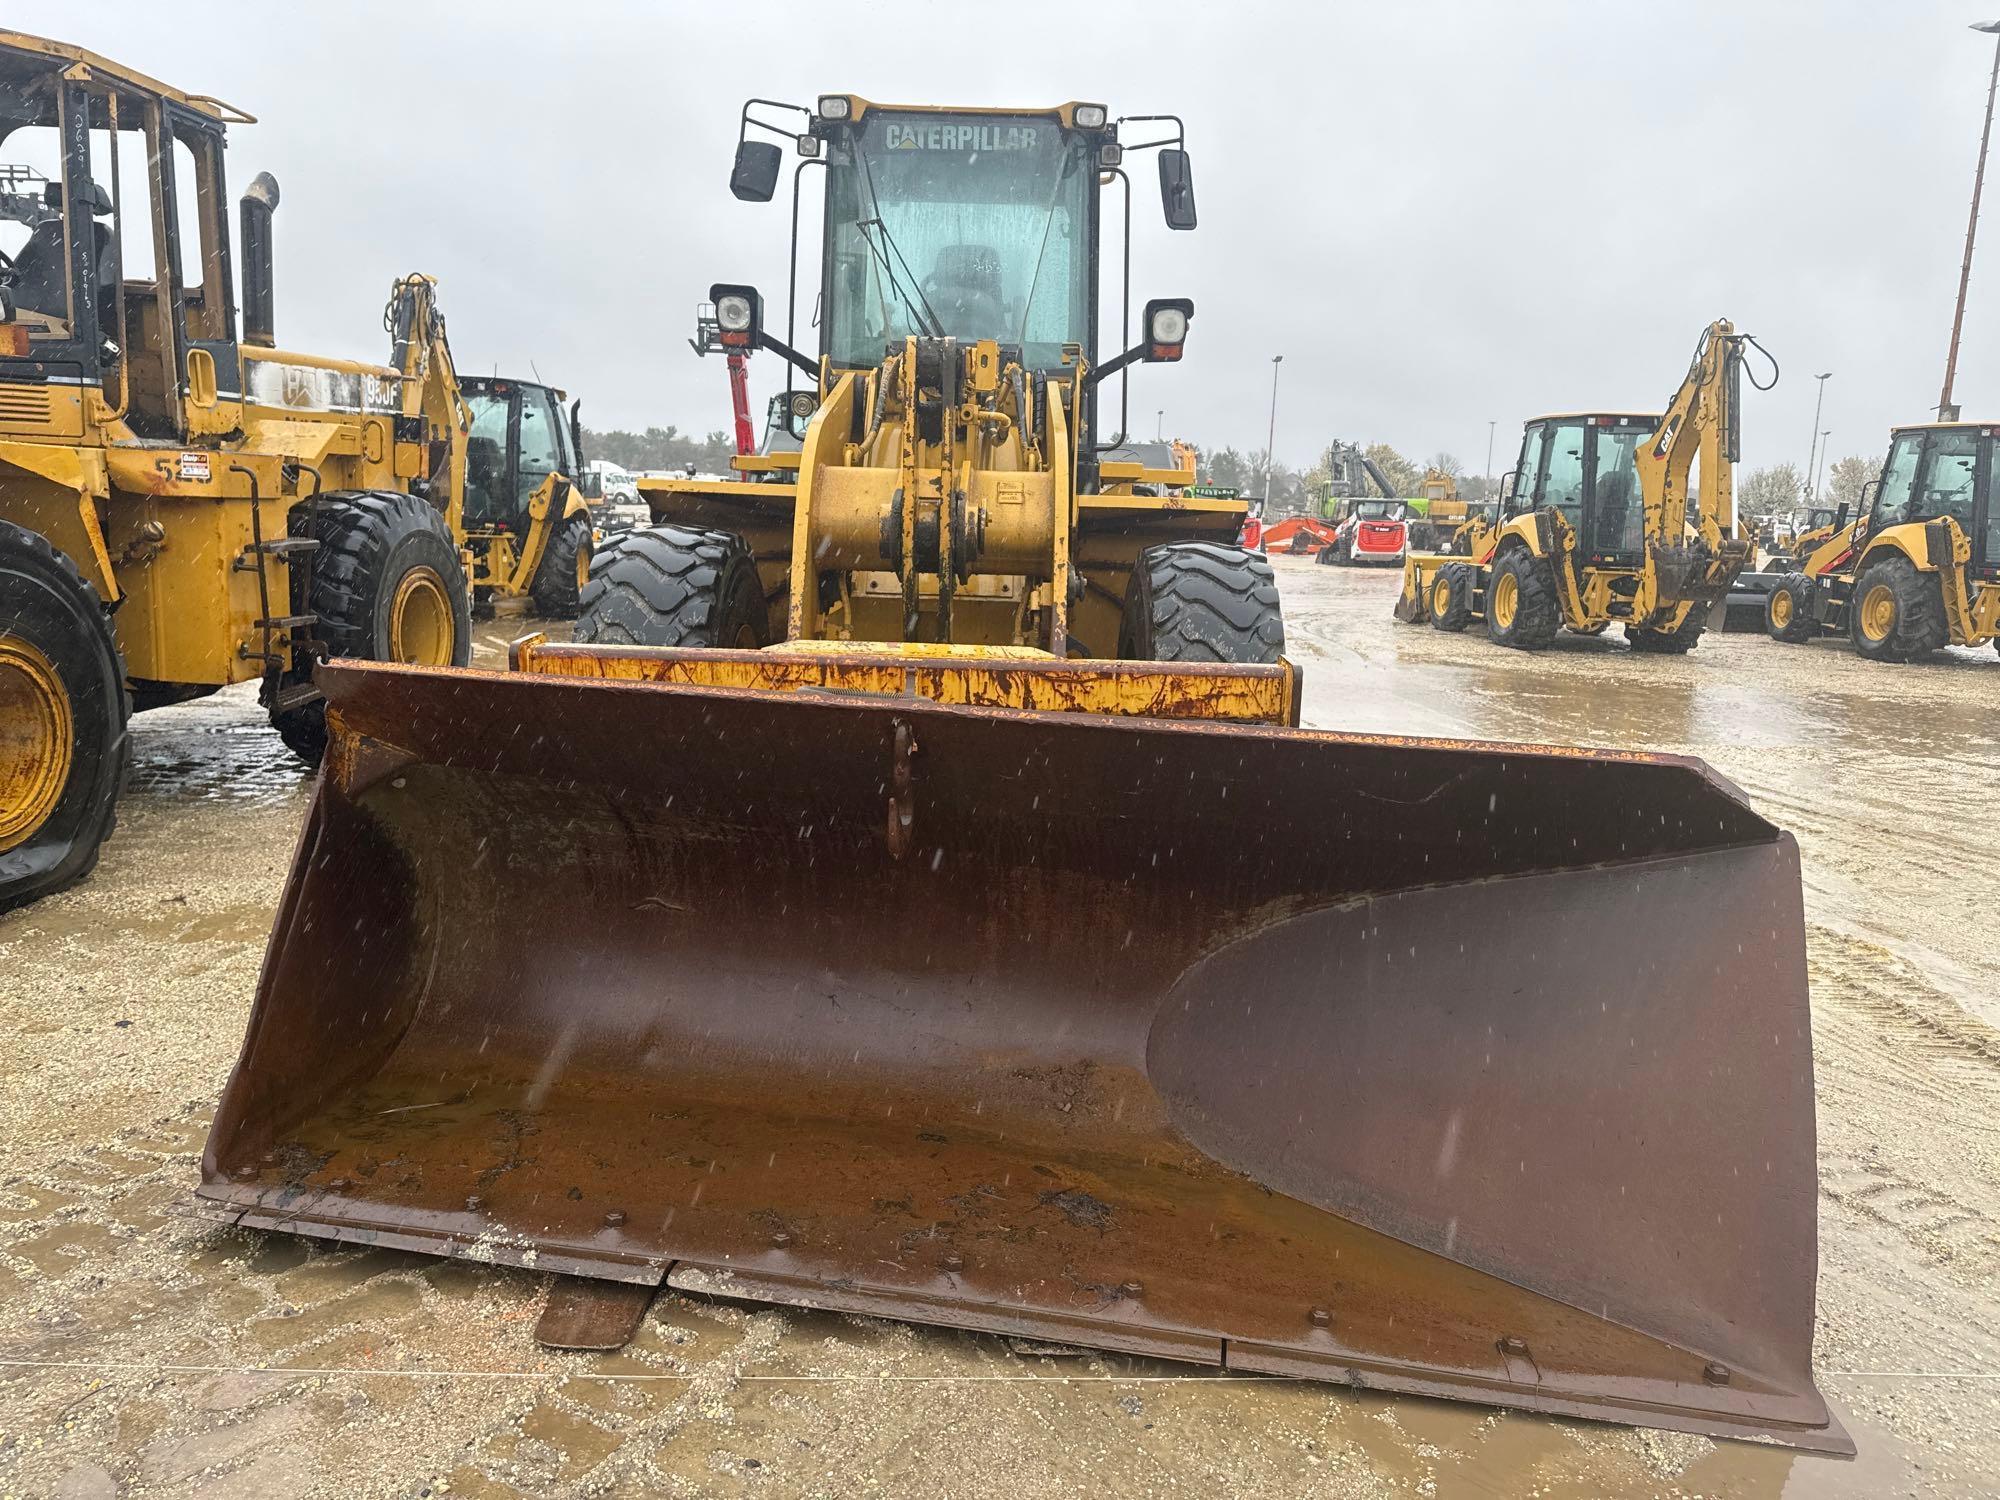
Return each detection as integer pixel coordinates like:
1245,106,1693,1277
196,96,1847,1455
1395,320,1774,651
0,32,593,909
1762,421,2000,659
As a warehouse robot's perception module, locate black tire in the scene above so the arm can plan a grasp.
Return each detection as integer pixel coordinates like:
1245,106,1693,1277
1765,573,1817,644
575,525,769,649
1483,549,1560,650
530,512,593,620
1120,542,1284,663
1849,553,1947,663
1314,542,1337,566
270,491,471,766
1626,607,1705,654
0,521,128,914
1427,563,1474,632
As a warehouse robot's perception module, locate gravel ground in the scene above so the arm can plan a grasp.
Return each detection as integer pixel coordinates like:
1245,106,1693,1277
1,566,1995,1498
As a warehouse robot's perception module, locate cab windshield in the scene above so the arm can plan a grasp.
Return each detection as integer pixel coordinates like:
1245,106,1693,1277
824,112,1092,370
1354,500,1404,520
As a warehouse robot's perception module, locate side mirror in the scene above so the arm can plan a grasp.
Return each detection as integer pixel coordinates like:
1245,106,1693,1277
1158,149,1197,231
1141,297,1193,361
709,283,763,348
239,171,280,348
730,141,783,203
570,397,586,468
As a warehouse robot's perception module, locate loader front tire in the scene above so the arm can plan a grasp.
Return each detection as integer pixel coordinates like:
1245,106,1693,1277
1483,550,1560,650
530,512,593,620
1765,574,1817,643
270,491,471,767
1849,554,1946,662
0,521,128,914
1121,542,1284,663
1427,563,1474,632
575,526,769,649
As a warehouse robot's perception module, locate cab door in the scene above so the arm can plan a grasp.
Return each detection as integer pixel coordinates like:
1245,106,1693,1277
511,386,563,526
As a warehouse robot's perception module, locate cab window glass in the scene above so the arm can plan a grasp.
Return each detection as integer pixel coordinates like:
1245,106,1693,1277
1511,427,1546,513
171,127,226,340
1872,432,1923,528
1588,425,1646,552
462,390,512,524
0,125,71,335
516,390,561,511
1916,431,1978,527
1542,421,1586,517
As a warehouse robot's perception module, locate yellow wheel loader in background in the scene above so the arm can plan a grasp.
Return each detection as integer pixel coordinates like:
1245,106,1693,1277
1395,320,1774,651
195,96,1846,1453
1763,421,2000,659
0,31,593,910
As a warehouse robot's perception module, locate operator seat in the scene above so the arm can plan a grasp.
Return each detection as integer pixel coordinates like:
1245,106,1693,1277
6,180,114,324
924,244,1006,339
463,435,505,524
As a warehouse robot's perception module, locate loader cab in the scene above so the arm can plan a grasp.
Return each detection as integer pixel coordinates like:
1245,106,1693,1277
0,34,241,444
1866,423,1998,576
1507,412,1659,567
460,376,582,532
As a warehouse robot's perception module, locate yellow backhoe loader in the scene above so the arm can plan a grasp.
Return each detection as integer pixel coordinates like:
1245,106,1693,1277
196,96,1846,1454
0,31,593,909
1395,320,1774,650
1762,421,2000,658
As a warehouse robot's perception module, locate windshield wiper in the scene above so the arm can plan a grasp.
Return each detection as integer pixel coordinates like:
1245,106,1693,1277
854,152,945,339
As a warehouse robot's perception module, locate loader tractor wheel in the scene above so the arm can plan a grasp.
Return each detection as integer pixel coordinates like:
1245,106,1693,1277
1626,607,1705,654
1765,573,1817,644
1314,542,1338,566
1849,554,1946,662
575,525,769,649
270,491,471,767
530,512,593,620
1483,550,1560,650
1120,542,1284,663
0,520,128,914
1427,563,1474,632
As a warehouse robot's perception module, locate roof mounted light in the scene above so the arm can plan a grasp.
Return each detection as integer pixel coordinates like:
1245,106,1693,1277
1098,142,1124,168
1074,103,1108,129
817,95,852,121
797,134,822,158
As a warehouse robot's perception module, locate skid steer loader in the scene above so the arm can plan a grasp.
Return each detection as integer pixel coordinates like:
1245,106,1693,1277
1762,421,2000,659
0,31,593,910
198,96,1847,1454
1394,320,1774,651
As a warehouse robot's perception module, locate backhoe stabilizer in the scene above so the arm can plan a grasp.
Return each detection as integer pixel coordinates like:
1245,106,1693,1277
197,656,1847,1454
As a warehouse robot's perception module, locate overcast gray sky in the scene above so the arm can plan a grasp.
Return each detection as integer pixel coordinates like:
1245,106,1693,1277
19,1,2000,479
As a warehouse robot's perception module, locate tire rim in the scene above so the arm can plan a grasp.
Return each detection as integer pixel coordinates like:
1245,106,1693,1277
0,638,74,854
1858,583,1896,643
389,568,455,665
1492,572,1518,629
1431,575,1452,615
1770,590,1792,629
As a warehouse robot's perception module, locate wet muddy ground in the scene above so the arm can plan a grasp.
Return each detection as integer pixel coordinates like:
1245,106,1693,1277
2,565,1996,1498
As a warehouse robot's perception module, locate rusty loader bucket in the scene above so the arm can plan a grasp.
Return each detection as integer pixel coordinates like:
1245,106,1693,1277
199,648,1848,1454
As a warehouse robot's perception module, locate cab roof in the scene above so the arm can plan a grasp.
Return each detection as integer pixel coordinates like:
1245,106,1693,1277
0,31,254,123
1888,419,1995,434
1526,412,1662,426
822,96,1102,128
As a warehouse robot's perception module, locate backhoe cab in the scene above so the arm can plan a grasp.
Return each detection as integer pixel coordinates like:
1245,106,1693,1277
1763,421,2000,658
0,31,589,910
1395,320,1771,652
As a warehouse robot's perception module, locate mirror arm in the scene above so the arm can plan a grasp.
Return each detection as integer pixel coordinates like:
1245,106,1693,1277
756,329,820,381
1086,344,1144,389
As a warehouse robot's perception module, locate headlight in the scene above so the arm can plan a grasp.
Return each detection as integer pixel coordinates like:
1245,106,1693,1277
716,294,754,333
1098,142,1123,168
817,95,852,121
1149,306,1189,345
797,134,822,158
788,390,819,420
1073,103,1108,129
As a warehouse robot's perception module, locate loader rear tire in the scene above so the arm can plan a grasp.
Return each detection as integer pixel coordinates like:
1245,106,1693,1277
1849,554,1946,662
270,491,471,767
575,526,769,649
1765,574,1817,643
530,512,593,620
1427,563,1474,632
0,521,128,914
1626,609,1705,654
1484,550,1560,650
1120,542,1284,663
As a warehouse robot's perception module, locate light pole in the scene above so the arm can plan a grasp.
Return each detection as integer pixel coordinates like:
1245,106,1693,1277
1815,430,1832,504
1156,409,1164,442
1804,372,1832,500
1264,355,1284,502
1940,21,2000,420
1485,420,1497,486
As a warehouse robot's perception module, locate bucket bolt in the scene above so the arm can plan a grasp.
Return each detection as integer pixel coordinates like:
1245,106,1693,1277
942,1253,964,1272
1309,1307,1332,1328
1120,1280,1145,1299
1703,1361,1732,1386
771,1231,793,1249
1499,1335,1529,1357
603,1211,627,1228
464,1195,485,1212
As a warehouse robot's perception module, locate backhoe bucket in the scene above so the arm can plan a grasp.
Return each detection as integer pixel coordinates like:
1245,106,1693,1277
199,656,1848,1454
